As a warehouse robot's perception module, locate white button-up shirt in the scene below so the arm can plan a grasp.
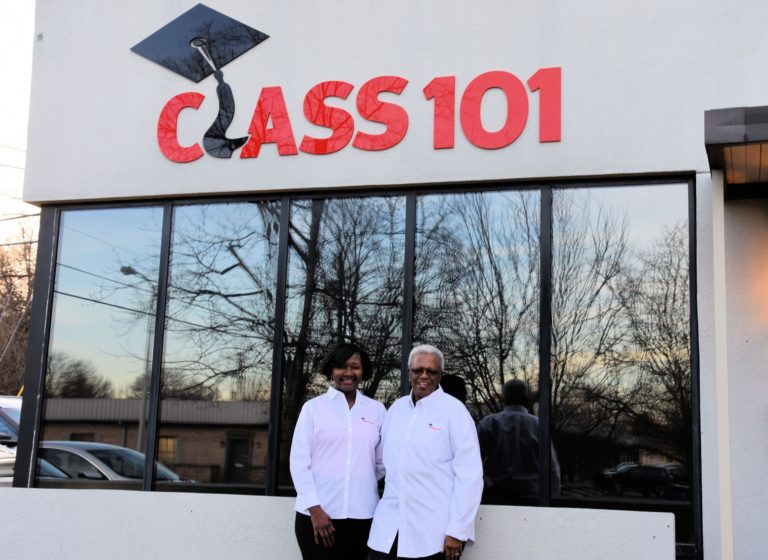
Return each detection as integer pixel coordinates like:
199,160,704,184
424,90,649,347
289,386,386,519
368,387,483,558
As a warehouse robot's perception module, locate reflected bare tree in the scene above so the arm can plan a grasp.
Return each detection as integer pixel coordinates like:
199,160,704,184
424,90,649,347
46,351,113,398
616,223,691,465
414,192,540,418
128,367,220,401
160,202,280,401
549,191,691,484
101,189,691,492
0,225,35,394
314,198,404,399
550,191,629,440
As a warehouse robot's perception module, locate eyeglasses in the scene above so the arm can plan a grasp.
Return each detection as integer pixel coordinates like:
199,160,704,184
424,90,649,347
408,367,441,377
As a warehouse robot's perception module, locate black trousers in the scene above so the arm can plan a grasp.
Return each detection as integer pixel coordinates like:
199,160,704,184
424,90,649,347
295,512,373,560
367,534,448,560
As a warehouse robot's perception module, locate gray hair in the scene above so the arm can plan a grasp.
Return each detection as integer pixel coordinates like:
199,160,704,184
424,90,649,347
408,344,445,371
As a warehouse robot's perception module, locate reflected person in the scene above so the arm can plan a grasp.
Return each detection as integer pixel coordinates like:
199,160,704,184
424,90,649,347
477,379,561,504
290,342,386,560
439,373,467,404
368,345,483,560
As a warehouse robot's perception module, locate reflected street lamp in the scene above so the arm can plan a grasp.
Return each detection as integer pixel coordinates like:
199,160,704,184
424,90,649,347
120,265,157,453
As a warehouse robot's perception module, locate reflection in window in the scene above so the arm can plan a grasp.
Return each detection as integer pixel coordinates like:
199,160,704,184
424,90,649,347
414,190,541,505
39,447,107,481
157,202,279,492
551,185,692,546
37,207,163,489
157,436,177,464
30,182,698,554
280,196,406,488
415,191,541,416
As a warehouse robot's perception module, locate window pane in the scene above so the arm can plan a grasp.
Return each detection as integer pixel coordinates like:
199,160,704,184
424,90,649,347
38,207,163,490
157,202,279,493
279,196,406,489
551,184,693,546
414,190,541,506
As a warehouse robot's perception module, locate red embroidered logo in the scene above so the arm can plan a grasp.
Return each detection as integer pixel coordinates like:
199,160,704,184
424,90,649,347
428,423,444,431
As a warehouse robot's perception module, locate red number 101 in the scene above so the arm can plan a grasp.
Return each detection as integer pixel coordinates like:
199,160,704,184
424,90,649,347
423,68,561,149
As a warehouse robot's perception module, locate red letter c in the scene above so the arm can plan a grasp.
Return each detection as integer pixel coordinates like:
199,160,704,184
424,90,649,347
157,92,205,163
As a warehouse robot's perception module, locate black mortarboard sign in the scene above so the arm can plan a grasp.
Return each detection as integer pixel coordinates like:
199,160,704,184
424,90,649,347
131,3,268,83
131,4,268,158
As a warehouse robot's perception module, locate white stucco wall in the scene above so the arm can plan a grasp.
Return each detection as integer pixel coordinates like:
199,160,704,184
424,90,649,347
0,488,674,559
723,198,768,560
22,0,768,203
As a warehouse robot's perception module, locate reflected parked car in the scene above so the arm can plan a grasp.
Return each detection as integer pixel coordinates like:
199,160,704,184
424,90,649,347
0,396,22,447
595,462,636,491
1,442,71,487
612,463,690,498
0,443,16,479
39,441,181,482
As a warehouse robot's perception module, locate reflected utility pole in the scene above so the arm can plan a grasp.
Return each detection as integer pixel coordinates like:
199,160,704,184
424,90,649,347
120,265,156,452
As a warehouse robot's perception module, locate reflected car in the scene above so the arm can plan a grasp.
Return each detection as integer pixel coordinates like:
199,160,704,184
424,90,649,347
0,396,22,447
595,462,636,491
39,441,181,482
1,443,71,487
612,464,690,498
0,443,16,479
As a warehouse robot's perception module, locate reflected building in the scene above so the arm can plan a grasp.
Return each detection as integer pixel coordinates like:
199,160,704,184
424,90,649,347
40,398,268,487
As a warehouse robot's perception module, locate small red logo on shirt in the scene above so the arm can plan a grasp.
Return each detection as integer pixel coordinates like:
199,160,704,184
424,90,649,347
428,423,444,431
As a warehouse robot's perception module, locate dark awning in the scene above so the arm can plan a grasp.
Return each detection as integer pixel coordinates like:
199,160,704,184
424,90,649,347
705,105,768,198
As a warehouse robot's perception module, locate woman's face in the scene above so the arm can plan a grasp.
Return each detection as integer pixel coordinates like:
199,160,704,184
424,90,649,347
331,353,364,393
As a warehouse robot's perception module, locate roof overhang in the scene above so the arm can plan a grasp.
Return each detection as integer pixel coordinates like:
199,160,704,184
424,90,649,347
705,105,768,199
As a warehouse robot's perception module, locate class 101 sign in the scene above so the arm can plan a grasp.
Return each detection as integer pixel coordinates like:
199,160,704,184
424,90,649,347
158,68,561,163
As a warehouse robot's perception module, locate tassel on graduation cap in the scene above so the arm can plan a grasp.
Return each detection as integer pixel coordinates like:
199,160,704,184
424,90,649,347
131,4,269,158
190,38,248,158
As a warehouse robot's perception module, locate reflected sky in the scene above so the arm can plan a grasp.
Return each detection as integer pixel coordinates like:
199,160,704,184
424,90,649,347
48,207,163,397
556,183,688,252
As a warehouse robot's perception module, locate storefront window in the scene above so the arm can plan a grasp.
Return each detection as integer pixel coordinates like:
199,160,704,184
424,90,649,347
37,207,163,489
551,184,693,547
157,202,279,493
26,180,698,554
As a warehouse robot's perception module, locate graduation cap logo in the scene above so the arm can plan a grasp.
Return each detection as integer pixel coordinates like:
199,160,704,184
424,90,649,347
131,4,269,158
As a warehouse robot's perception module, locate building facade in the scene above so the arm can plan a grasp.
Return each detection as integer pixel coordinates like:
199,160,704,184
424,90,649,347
6,1,768,559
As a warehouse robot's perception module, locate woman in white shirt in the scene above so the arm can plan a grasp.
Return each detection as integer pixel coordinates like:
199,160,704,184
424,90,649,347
290,342,386,560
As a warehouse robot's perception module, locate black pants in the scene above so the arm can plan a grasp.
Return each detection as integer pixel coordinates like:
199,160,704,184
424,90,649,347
295,512,373,560
367,534,448,560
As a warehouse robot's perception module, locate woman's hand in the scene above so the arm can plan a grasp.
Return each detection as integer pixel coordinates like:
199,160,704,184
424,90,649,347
443,535,464,560
308,505,335,547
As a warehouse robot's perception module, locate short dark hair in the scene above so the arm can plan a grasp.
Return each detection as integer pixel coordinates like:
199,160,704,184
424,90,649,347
501,379,529,407
320,342,373,381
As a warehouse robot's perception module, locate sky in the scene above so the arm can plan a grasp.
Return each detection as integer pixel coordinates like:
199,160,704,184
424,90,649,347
0,2,37,244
